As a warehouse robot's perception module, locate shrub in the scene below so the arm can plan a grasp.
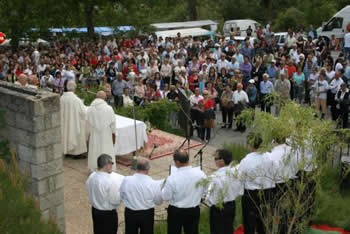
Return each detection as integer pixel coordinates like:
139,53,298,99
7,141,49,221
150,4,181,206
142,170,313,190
0,154,61,234
223,142,250,163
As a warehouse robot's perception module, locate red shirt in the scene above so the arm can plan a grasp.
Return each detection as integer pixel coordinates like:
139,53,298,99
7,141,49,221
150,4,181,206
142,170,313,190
123,64,138,80
287,65,297,79
200,99,214,110
188,75,199,92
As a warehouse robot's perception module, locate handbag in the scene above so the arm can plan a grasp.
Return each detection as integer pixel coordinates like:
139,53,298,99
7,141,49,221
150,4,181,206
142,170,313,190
204,119,215,128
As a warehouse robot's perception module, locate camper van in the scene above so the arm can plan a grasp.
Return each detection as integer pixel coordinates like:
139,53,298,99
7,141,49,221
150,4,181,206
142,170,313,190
317,5,350,40
223,19,260,37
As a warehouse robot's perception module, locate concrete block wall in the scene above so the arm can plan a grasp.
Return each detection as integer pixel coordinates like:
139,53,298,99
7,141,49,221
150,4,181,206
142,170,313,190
0,82,65,232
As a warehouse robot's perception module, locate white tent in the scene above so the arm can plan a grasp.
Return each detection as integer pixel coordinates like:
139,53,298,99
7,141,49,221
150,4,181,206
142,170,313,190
152,20,218,32
155,28,213,39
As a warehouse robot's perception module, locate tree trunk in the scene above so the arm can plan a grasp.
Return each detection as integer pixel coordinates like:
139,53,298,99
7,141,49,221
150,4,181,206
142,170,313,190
187,0,197,21
267,0,273,23
85,3,95,40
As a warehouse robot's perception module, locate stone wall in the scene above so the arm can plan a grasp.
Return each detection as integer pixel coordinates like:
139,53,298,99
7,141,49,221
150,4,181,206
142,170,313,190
0,82,65,232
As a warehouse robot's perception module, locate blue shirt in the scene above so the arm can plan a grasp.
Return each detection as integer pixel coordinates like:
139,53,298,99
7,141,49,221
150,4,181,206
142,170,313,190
260,80,274,94
267,65,277,79
246,86,257,102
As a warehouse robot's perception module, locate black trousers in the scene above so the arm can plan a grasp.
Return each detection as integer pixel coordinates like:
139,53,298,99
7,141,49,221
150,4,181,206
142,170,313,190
190,108,204,138
242,189,265,234
329,92,337,120
92,207,118,234
222,107,233,127
201,127,211,141
167,205,200,234
125,207,154,234
114,95,123,108
210,201,235,234
260,94,271,113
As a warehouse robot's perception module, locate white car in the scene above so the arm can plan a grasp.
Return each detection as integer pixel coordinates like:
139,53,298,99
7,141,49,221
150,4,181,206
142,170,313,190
0,38,49,47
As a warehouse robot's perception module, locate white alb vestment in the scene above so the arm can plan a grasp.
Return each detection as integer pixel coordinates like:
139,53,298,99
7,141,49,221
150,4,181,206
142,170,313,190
60,91,88,155
87,99,117,171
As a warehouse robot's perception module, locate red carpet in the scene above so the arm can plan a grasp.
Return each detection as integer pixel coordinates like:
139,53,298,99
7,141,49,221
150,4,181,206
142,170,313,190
116,129,203,166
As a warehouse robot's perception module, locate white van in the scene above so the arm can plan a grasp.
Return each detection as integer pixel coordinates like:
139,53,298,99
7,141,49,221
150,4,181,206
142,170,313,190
317,5,350,40
223,19,260,37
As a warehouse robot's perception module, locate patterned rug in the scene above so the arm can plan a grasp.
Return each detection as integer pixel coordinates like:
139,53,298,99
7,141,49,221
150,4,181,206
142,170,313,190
116,129,203,166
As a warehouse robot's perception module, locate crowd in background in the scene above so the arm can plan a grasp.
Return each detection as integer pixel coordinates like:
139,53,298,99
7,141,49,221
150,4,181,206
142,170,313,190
1,24,350,137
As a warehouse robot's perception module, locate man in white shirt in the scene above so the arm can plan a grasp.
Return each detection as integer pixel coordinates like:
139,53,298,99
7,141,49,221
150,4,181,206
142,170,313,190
87,91,117,171
86,154,122,234
206,149,243,234
232,83,249,132
329,71,344,120
60,81,88,158
217,53,230,72
162,150,207,234
344,29,350,60
120,157,163,234
190,88,204,138
239,133,275,234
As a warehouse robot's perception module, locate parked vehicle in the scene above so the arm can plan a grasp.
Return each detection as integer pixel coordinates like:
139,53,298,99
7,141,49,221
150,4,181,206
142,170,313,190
223,19,260,37
317,5,350,40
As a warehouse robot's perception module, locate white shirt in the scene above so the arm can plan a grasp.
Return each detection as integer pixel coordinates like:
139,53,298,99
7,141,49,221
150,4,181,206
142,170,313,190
86,171,123,210
329,78,344,94
312,79,329,99
344,32,350,48
189,94,204,107
232,90,249,104
266,144,298,184
217,59,230,72
205,166,243,206
239,152,275,190
162,166,207,208
120,173,163,211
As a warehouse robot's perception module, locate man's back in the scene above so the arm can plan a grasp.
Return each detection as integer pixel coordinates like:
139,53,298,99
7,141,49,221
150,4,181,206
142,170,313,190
162,166,206,208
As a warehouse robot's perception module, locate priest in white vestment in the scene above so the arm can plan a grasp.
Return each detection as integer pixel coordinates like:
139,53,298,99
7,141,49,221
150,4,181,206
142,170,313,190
87,91,117,171
60,80,88,157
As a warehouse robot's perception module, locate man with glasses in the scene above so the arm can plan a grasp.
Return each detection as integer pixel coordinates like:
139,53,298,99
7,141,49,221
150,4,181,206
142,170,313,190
86,154,123,234
205,149,243,234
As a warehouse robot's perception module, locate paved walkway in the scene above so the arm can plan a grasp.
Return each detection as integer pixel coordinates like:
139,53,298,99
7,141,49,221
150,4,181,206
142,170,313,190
63,111,247,234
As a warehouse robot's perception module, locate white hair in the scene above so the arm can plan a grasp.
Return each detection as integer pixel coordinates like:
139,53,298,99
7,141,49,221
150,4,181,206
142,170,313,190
66,80,76,91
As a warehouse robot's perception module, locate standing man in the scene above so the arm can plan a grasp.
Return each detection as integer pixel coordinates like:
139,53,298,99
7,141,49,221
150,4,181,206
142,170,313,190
344,26,350,60
60,80,88,159
162,150,207,234
87,91,117,171
120,157,163,234
189,87,204,137
260,73,274,113
274,73,291,114
232,83,249,132
206,149,244,234
239,133,275,234
86,154,123,234
112,72,127,108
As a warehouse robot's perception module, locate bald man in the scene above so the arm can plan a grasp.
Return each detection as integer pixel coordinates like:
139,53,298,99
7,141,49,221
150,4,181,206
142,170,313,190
87,91,117,171
15,74,38,89
120,157,163,234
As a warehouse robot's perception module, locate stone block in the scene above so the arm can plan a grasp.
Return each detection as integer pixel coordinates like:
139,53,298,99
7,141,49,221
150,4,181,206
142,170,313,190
18,160,31,176
34,127,61,148
4,110,16,127
56,204,65,220
46,143,63,162
50,112,61,128
41,209,50,221
55,173,64,190
31,158,63,180
17,144,47,164
31,101,46,117
42,95,60,113
37,188,64,211
30,178,49,196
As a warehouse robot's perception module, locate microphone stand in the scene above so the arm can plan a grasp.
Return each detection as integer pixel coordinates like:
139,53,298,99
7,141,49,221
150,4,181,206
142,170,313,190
148,144,158,159
193,140,210,170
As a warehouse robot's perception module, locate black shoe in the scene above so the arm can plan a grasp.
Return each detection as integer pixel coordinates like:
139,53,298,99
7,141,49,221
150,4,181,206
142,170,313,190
234,128,240,132
221,124,226,129
228,124,232,129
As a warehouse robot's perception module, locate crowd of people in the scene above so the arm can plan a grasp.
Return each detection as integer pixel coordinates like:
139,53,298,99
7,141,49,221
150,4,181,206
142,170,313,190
1,24,350,139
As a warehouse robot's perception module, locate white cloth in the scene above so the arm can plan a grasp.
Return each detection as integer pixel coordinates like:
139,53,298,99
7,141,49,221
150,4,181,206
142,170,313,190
313,80,329,99
122,94,134,107
189,95,204,107
120,173,163,211
329,78,344,94
87,99,117,171
86,171,123,210
266,144,298,184
114,114,148,155
238,152,275,190
60,92,88,155
162,166,206,208
205,166,244,206
232,90,249,104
